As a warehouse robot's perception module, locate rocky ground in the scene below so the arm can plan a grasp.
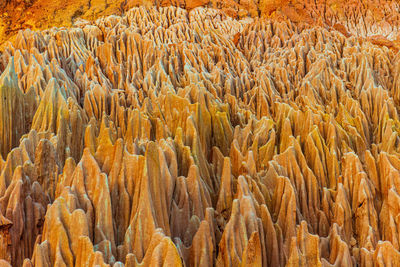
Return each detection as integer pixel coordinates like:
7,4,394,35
1,1,400,267
2,0,400,47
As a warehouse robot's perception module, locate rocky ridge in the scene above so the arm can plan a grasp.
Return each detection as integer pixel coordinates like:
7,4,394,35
2,0,400,47
1,4,400,267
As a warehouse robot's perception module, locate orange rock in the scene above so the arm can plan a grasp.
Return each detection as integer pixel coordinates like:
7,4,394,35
1,3,400,266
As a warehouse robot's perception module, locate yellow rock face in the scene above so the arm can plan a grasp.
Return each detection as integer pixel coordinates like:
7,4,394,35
1,2,400,266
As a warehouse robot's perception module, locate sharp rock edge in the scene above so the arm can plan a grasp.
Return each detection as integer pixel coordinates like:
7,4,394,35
0,5,400,267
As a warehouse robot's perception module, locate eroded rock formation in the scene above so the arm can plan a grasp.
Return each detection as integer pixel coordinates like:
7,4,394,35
1,3,400,267
2,0,400,48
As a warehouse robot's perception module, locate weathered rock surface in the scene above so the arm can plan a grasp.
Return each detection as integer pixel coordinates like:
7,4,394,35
1,3,400,267
2,0,400,48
